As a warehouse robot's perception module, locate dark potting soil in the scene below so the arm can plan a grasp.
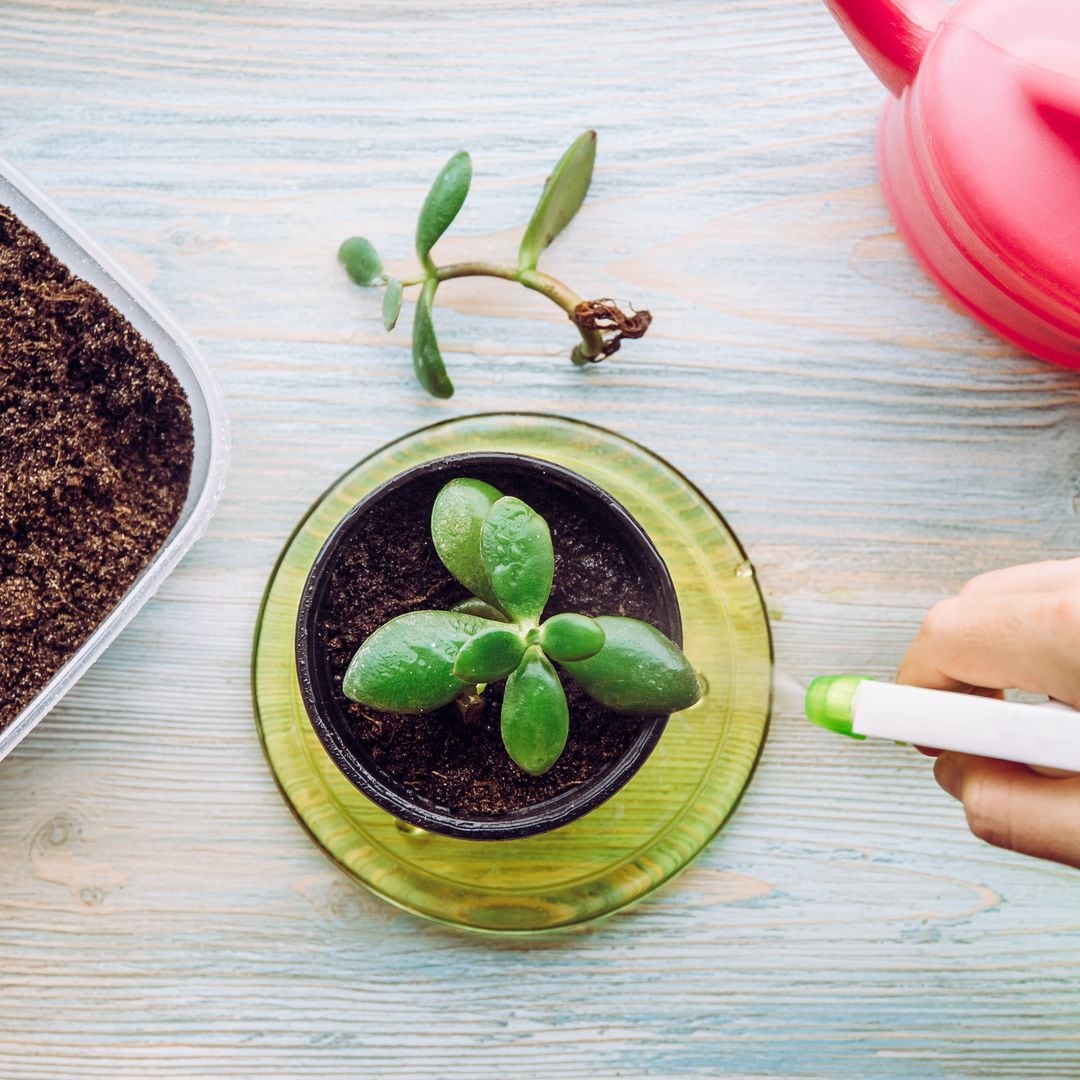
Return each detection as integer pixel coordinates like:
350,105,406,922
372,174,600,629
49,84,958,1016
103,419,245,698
316,468,664,817
0,204,194,729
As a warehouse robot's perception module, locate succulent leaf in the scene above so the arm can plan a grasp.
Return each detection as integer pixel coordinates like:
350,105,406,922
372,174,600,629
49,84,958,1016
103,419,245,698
454,626,526,683
518,131,596,271
338,236,383,285
432,478,503,606
416,150,472,275
342,610,501,713
382,276,403,330
559,616,701,714
539,612,605,662
480,496,554,624
500,646,569,775
451,597,509,622
570,342,597,366
412,278,453,398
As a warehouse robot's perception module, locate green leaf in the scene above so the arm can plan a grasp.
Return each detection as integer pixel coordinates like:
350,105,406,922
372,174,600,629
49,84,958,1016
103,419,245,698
451,597,508,622
517,131,597,272
338,236,384,285
539,612,605,662
501,647,569,775
570,342,597,366
416,150,472,275
432,478,503,606
560,616,701,715
480,496,554,624
412,278,454,398
342,610,500,713
454,626,526,683
382,277,403,330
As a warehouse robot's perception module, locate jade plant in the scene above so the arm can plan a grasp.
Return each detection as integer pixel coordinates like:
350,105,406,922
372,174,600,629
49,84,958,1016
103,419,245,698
342,478,700,775
337,131,652,399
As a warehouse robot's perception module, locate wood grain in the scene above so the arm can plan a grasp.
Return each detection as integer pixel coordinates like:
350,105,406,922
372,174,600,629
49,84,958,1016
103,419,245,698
2,0,1080,1076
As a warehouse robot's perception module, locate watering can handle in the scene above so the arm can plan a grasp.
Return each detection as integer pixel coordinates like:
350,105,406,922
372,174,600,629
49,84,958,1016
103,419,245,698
824,0,947,96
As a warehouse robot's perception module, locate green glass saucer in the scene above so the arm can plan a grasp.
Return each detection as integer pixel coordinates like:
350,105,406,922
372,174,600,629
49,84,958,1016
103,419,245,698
252,413,772,935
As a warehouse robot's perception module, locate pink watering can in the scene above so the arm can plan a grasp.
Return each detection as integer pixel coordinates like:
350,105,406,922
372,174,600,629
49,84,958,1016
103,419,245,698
826,0,1080,369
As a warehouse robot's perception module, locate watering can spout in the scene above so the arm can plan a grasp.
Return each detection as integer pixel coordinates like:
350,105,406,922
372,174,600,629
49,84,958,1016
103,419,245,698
825,0,946,96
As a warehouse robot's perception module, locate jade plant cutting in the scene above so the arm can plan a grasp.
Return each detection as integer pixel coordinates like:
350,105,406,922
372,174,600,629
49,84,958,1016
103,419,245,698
342,478,700,775
337,131,652,399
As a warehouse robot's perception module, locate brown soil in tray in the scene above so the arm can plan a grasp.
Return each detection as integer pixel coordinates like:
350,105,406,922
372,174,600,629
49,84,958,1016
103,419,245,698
0,204,194,729
314,467,663,818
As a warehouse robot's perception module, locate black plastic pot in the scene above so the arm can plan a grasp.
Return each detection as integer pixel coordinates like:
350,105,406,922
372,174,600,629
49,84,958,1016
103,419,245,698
295,452,682,841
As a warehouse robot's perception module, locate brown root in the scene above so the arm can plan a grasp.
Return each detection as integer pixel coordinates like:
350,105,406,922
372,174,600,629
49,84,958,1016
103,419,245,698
571,299,652,360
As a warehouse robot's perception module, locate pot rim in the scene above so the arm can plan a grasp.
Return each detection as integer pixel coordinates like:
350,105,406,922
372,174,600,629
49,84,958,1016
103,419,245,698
294,451,683,841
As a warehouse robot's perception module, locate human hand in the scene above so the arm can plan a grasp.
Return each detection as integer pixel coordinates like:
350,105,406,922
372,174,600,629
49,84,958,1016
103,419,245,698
897,559,1080,868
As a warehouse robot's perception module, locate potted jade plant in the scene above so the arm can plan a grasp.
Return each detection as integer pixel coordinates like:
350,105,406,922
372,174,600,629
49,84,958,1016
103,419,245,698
295,453,700,840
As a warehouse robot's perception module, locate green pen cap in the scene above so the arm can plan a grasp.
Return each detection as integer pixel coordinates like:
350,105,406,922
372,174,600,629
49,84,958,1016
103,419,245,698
805,675,869,740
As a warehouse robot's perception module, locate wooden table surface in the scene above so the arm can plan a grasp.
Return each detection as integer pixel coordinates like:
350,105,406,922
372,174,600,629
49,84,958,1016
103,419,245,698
3,1,1080,1076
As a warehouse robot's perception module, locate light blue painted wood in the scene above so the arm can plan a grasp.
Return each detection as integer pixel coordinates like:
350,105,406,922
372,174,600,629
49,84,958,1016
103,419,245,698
1,1,1079,1076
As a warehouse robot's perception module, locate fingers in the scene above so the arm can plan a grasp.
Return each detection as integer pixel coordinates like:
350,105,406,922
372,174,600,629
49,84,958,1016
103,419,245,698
957,559,1080,598
897,589,1080,707
935,752,1080,867
905,562,1080,870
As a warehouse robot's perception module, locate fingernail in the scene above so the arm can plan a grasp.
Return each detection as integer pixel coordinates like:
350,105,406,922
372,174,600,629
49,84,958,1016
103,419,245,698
934,752,961,799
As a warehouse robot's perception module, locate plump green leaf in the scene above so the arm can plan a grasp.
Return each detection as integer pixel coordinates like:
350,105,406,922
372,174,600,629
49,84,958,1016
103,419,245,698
560,616,701,714
413,278,454,398
432,478,502,606
338,236,384,285
382,276,403,330
570,342,597,366
451,597,508,622
416,150,472,274
454,626,526,683
480,496,554,624
501,647,569,775
342,610,500,713
517,131,596,271
539,612,605,662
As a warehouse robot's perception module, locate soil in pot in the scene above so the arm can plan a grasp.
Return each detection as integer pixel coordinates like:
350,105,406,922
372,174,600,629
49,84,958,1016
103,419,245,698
0,205,194,729
315,463,672,819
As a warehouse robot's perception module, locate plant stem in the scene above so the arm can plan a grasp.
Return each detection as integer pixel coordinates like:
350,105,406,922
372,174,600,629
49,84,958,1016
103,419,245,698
434,261,519,285
399,261,605,361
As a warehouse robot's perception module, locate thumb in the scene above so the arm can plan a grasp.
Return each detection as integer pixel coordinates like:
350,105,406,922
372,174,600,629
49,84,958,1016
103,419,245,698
934,752,1080,868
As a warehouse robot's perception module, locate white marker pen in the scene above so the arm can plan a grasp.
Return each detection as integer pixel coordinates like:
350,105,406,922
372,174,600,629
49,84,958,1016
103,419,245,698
805,676,1080,773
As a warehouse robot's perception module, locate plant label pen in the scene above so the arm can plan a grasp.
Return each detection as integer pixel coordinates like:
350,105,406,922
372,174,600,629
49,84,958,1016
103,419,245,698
805,676,1080,773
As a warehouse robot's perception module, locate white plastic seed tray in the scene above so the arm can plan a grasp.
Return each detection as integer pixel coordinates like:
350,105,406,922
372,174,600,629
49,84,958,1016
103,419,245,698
0,155,229,761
